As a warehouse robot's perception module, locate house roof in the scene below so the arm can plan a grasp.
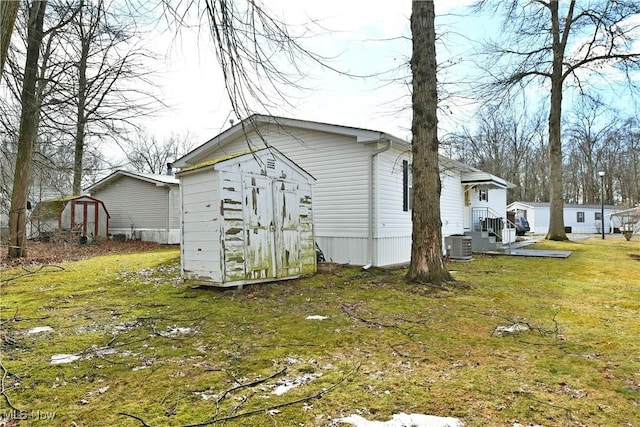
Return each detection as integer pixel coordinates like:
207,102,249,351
173,114,513,184
85,170,179,193
172,114,411,168
461,171,516,190
508,201,619,210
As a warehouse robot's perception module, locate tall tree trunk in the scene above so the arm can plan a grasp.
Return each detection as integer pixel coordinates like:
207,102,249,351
546,0,569,241
406,0,452,285
7,1,48,258
0,0,20,76
73,39,89,195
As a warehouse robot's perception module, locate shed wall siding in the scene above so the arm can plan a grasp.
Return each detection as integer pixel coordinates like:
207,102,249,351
180,169,222,281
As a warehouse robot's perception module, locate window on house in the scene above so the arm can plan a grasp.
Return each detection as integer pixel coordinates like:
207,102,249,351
595,212,602,221
577,212,585,223
479,189,488,202
402,160,412,211
464,185,470,206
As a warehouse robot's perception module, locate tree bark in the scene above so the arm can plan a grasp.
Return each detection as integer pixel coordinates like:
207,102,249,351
406,0,453,285
73,36,89,196
0,0,20,76
7,1,48,258
545,0,572,240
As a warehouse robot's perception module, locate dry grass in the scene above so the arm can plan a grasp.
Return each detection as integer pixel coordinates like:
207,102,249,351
0,237,638,426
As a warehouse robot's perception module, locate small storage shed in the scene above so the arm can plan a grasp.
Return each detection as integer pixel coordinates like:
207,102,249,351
177,148,316,287
30,195,109,240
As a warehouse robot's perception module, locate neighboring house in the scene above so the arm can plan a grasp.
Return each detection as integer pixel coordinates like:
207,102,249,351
86,170,180,244
30,195,109,240
176,148,316,286
173,115,513,267
507,201,618,234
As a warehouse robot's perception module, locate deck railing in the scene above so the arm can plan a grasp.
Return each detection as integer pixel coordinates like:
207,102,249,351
471,207,516,246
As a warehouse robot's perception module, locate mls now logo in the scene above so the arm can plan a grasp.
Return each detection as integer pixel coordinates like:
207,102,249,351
1,410,56,424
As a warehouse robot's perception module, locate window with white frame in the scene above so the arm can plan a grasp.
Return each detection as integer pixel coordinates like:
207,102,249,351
577,212,585,223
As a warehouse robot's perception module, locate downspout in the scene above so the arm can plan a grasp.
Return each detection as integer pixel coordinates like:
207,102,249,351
367,139,393,268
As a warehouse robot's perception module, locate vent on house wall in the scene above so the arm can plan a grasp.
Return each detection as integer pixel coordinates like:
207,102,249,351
266,158,276,169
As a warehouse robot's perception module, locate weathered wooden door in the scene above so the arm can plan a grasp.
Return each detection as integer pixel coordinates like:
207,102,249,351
241,175,276,281
273,181,302,278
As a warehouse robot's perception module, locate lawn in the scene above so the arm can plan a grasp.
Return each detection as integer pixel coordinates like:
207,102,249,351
1,237,638,426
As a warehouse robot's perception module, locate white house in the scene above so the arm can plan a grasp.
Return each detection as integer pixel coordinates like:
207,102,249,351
176,148,316,286
507,201,619,234
86,170,180,244
173,115,513,267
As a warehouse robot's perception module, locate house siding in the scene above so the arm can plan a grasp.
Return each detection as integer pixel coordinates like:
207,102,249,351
202,126,370,265
90,175,178,243
374,148,412,266
440,170,465,237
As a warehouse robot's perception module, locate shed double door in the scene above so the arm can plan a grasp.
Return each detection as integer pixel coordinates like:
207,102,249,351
70,200,99,237
237,174,302,281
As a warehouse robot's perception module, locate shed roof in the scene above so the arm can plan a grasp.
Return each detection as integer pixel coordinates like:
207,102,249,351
176,147,315,181
31,195,110,220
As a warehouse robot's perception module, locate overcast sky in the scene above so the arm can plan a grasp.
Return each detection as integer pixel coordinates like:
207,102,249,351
137,0,638,153
141,0,479,146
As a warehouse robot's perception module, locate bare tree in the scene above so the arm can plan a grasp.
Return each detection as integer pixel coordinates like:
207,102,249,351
406,0,452,285
445,102,549,204
124,130,195,174
564,96,618,204
48,0,161,195
0,1,20,76
7,1,48,258
473,0,640,240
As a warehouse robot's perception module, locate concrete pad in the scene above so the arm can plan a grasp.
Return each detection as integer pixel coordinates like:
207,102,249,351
482,248,572,258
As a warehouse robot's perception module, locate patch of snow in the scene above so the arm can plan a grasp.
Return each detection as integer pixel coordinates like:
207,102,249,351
494,323,529,336
50,354,81,364
271,372,322,395
160,326,193,337
336,413,464,427
27,326,54,335
306,315,329,320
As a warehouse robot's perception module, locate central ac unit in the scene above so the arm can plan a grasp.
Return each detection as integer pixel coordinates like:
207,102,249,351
446,235,473,261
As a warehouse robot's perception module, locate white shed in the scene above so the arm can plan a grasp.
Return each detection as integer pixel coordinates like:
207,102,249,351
177,148,316,287
86,170,180,244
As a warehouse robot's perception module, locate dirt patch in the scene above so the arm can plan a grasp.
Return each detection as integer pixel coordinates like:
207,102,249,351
1,239,173,269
